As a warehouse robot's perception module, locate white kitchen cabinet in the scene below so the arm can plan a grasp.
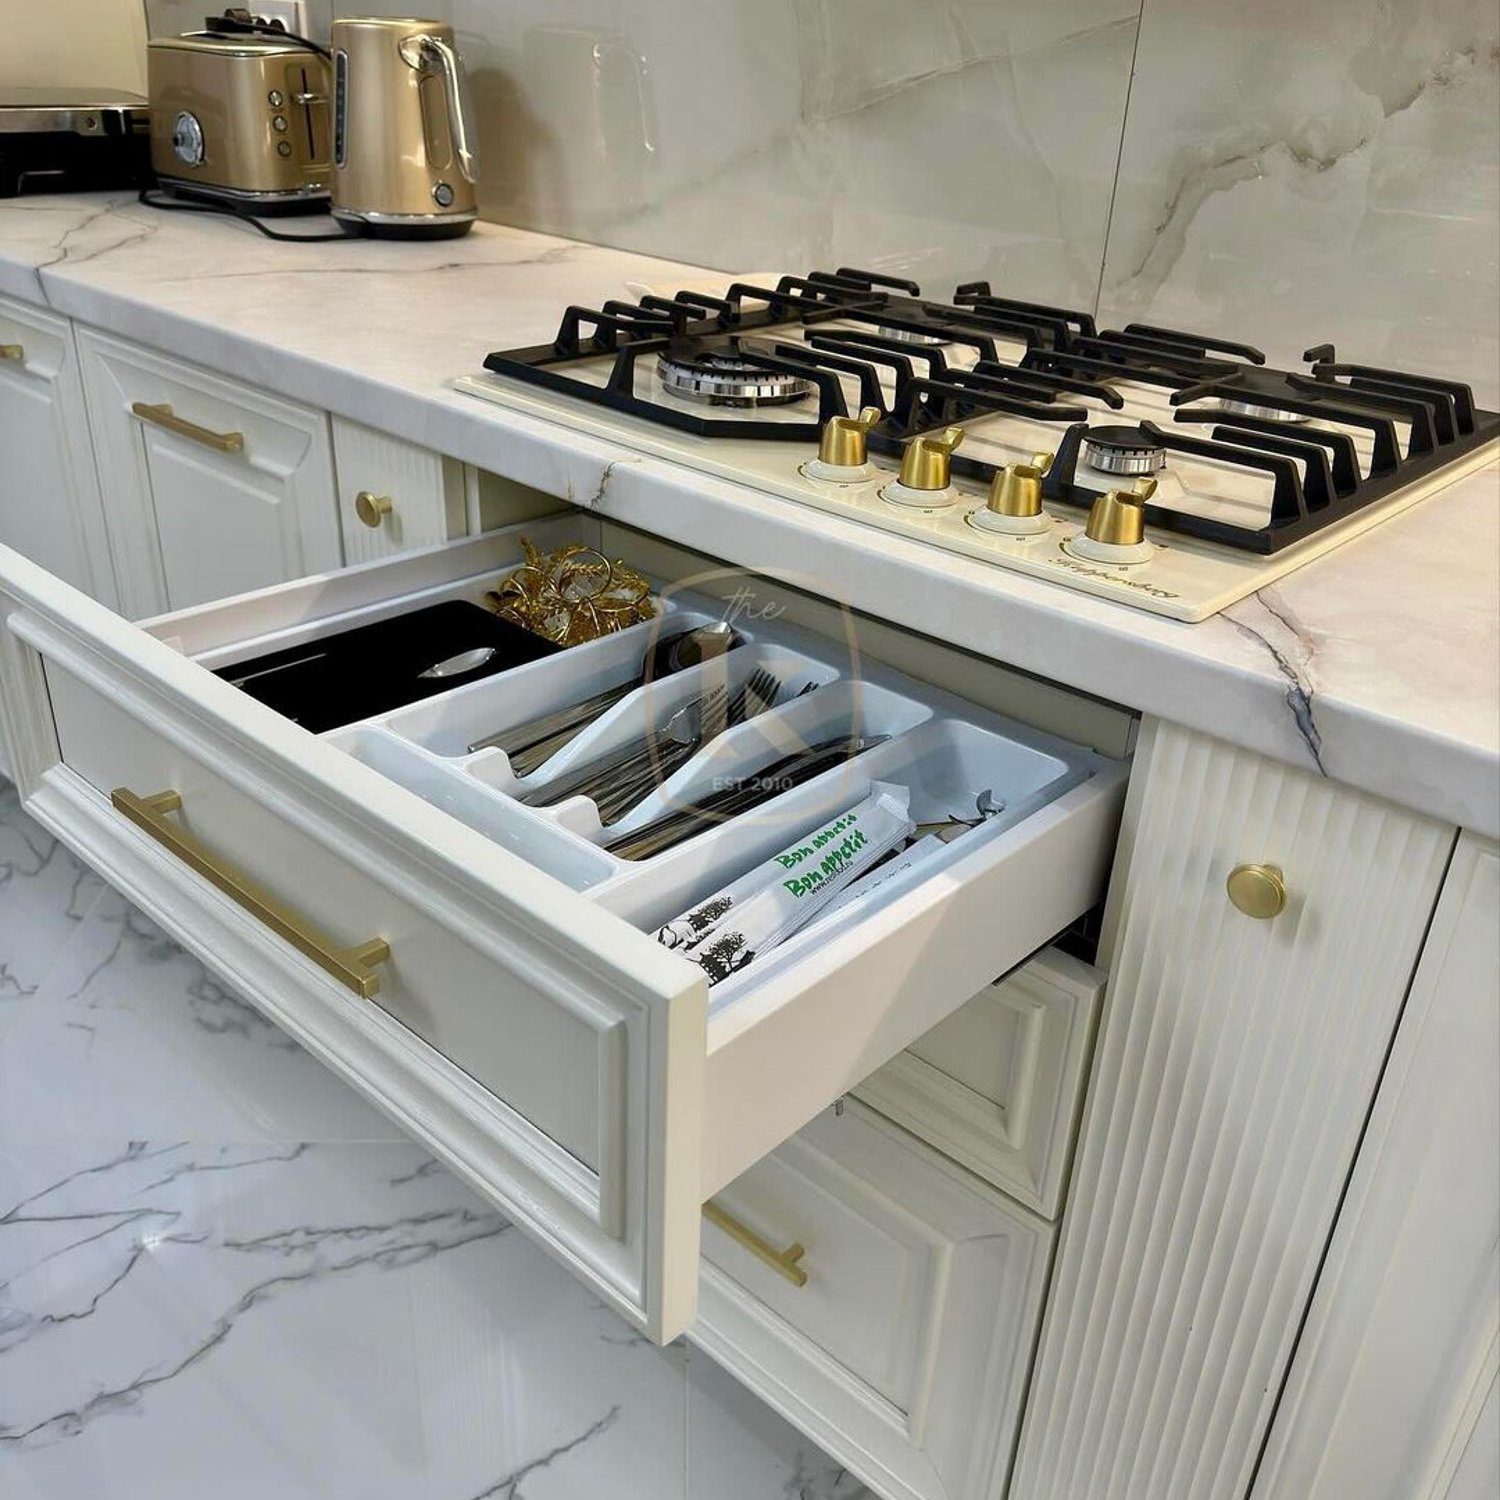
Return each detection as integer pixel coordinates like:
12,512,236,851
330,416,466,563
0,295,115,604
1252,831,1500,1500
855,947,1103,1218
1012,718,1456,1500
75,329,341,617
696,1099,1053,1500
0,519,1127,1344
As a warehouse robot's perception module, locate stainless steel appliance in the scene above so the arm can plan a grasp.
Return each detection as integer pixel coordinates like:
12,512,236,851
330,16,477,239
0,89,149,197
455,271,1500,620
147,29,331,210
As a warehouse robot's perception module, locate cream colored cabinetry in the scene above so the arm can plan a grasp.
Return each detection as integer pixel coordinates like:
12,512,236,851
74,329,343,616
1012,718,1457,1500
1252,832,1499,1500
697,1100,1053,1500
0,295,115,604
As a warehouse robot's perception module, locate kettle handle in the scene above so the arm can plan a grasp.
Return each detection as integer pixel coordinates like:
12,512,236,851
403,33,477,184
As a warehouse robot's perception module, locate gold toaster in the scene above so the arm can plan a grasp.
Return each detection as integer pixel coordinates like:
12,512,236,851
147,32,331,209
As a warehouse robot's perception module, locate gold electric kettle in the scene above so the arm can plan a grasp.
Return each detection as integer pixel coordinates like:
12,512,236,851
330,16,477,238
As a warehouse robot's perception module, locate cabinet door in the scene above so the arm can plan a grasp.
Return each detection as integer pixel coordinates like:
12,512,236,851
76,329,341,617
1012,718,1456,1500
695,1100,1053,1500
0,297,115,605
331,417,466,563
1252,832,1499,1500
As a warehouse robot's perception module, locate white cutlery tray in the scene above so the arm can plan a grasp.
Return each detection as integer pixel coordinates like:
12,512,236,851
307,578,1101,1010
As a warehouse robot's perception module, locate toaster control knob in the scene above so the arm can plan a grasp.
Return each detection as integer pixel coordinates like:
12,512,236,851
970,451,1054,536
801,406,881,482
1067,477,1158,564
272,114,288,133
171,111,205,167
881,426,964,508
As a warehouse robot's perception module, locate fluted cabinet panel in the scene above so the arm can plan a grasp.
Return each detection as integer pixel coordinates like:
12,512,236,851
1011,718,1455,1500
331,417,465,564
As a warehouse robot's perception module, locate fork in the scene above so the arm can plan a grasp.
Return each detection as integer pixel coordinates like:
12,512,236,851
520,667,782,820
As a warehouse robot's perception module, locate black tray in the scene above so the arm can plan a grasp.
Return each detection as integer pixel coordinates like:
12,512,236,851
217,600,561,733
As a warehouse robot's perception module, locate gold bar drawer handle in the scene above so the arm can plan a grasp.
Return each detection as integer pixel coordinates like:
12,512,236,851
703,1200,808,1288
110,787,391,998
0,343,22,363
130,401,245,454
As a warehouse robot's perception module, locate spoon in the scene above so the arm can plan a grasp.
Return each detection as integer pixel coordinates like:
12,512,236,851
468,621,742,764
419,646,497,679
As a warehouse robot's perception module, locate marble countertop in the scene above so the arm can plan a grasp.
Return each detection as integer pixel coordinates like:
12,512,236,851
2,193,1495,837
0,783,866,1500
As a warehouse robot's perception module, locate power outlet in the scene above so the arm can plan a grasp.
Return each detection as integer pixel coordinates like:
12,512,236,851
243,0,309,37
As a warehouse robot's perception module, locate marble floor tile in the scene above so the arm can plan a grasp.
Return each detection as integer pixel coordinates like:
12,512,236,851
0,785,866,1498
685,1350,870,1500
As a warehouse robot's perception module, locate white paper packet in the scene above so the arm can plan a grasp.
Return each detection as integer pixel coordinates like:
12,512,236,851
656,782,914,985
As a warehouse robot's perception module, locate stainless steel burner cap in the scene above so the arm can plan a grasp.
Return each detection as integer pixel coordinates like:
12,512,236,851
655,349,815,407
875,324,949,347
1222,396,1309,423
1080,424,1167,476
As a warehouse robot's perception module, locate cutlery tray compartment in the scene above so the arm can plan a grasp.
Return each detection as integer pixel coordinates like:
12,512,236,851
312,580,1103,1006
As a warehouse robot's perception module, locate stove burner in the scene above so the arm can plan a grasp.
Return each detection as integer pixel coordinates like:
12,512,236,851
655,348,816,408
1080,424,1167,476
1222,396,1309,423
876,324,949,348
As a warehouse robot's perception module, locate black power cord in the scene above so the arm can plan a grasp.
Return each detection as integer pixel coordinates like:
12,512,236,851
138,186,358,242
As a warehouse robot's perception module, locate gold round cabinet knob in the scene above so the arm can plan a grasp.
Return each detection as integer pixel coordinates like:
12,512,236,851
1227,863,1287,919
355,491,393,528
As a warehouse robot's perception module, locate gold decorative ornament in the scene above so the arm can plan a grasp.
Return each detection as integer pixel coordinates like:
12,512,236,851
486,536,654,645
1226,862,1288,919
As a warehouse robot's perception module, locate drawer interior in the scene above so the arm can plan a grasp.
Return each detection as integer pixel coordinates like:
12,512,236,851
190,560,1111,1021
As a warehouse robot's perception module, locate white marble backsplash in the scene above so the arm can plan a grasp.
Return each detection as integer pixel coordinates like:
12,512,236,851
139,0,1497,395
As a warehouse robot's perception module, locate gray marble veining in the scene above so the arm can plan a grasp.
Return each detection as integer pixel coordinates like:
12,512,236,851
0,193,1495,836
136,1,1498,405
0,785,868,1498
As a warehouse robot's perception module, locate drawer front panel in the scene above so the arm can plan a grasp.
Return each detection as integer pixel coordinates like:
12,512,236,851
855,949,1104,1217
0,297,115,604
697,1101,1053,1500
331,416,464,563
1,582,703,1342
75,329,342,616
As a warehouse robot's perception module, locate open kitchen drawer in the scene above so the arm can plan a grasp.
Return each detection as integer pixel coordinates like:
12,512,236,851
0,519,1127,1341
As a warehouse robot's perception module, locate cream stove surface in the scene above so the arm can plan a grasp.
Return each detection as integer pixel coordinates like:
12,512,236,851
454,271,1500,622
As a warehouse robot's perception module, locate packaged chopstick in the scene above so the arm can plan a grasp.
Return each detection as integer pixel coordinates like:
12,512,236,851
656,782,913,985
814,832,947,924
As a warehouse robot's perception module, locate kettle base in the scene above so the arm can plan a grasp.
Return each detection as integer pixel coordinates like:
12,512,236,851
332,207,476,240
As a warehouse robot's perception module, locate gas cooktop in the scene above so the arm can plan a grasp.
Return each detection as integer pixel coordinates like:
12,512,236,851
454,268,1500,621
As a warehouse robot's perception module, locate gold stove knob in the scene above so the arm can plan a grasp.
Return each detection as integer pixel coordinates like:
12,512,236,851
1227,863,1287,919
988,451,1054,517
898,426,964,490
1085,475,1156,546
818,406,881,468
